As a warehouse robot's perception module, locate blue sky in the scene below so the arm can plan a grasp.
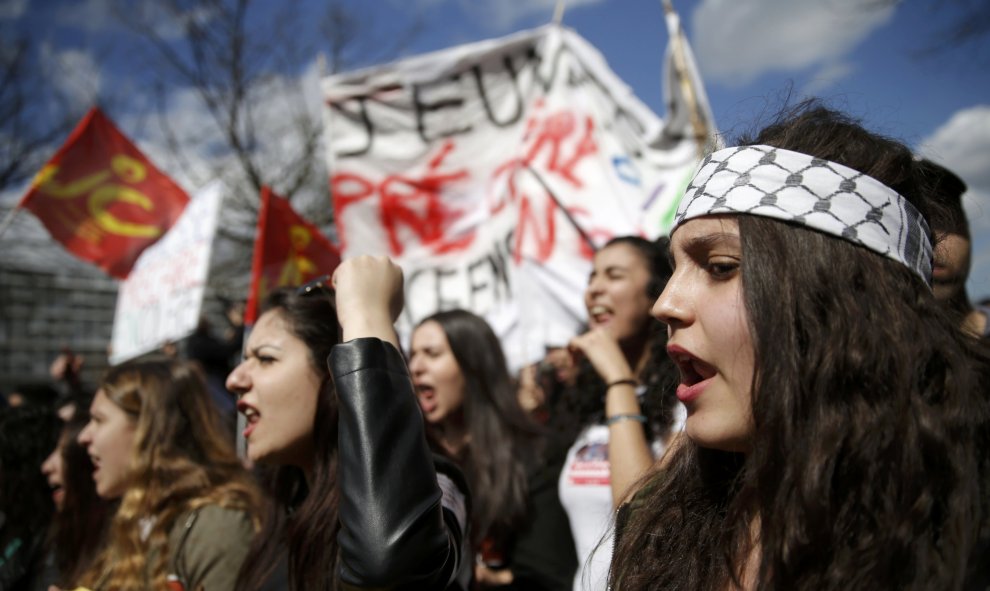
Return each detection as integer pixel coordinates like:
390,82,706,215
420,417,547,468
3,0,989,296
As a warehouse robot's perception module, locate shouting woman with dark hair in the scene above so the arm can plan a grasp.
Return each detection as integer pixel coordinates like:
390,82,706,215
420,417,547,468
228,256,471,590
610,102,990,590
410,309,575,589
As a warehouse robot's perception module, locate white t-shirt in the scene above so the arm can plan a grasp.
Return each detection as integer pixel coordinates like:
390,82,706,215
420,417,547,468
558,404,686,591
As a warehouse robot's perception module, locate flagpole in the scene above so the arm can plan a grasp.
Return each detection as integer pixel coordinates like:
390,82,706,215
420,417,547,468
0,206,21,242
317,52,327,78
552,0,566,25
663,0,709,159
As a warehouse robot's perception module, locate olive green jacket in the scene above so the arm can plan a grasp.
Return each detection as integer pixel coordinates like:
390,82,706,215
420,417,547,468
165,505,254,591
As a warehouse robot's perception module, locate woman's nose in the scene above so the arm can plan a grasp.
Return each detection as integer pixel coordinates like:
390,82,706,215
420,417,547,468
585,274,605,298
226,361,250,394
409,355,425,376
78,423,93,445
652,275,690,328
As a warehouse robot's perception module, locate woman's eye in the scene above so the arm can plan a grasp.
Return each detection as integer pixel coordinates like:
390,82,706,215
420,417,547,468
257,355,276,365
707,260,739,279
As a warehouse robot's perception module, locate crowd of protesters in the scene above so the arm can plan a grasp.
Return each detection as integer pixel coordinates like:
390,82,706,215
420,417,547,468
1,99,989,591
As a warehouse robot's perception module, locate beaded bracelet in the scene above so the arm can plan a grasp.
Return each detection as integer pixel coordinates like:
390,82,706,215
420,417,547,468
606,413,647,426
606,378,638,391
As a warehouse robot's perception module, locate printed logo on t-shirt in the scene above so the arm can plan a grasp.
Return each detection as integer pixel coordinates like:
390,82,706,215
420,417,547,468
566,441,610,485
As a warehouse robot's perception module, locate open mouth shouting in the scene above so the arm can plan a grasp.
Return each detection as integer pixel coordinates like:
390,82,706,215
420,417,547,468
667,344,717,403
89,454,102,481
238,401,260,439
415,383,437,416
588,304,613,327
49,480,65,506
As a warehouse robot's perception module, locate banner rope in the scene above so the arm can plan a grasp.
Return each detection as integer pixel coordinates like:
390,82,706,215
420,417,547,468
524,163,598,254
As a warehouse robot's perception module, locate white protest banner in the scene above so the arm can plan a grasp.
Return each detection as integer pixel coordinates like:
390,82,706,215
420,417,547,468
109,181,224,364
323,16,715,370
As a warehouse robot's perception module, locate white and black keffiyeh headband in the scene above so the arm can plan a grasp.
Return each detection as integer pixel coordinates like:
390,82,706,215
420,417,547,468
673,145,933,285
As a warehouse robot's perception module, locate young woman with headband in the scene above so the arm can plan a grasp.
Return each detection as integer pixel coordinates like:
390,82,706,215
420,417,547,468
610,102,990,590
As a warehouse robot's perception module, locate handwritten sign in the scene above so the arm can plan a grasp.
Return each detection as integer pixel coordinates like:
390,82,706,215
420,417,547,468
323,24,713,369
109,182,224,364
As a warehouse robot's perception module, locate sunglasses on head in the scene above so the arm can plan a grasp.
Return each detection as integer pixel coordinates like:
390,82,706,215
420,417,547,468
296,274,334,297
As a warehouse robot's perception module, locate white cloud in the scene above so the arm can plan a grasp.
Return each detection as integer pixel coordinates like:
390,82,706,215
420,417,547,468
0,0,27,20
691,0,895,87
918,105,990,228
52,0,117,33
801,61,854,96
146,5,221,41
408,0,605,32
52,0,210,38
124,85,225,191
918,105,990,298
39,44,102,107
486,0,603,31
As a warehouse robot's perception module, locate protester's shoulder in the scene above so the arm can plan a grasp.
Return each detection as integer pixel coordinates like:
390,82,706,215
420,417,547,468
169,504,255,591
169,504,254,555
432,453,469,501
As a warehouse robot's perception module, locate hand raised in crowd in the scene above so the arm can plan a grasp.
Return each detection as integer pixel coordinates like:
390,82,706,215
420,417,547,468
49,349,82,382
475,563,514,588
568,327,636,385
570,326,652,509
332,255,404,348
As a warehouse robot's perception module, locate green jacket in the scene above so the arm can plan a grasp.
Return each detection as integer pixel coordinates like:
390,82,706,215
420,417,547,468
165,505,254,591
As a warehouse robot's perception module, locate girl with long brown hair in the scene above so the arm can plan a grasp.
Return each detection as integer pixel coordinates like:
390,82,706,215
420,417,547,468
75,358,262,590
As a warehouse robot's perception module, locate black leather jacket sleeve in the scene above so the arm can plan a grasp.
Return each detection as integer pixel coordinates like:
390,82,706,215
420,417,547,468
330,337,466,589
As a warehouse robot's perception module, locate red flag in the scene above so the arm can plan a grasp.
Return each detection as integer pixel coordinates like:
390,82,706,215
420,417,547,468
18,107,190,278
245,186,341,324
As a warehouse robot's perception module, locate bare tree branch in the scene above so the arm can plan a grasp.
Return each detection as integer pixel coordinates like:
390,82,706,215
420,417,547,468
859,0,990,58
106,0,422,292
0,37,89,194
